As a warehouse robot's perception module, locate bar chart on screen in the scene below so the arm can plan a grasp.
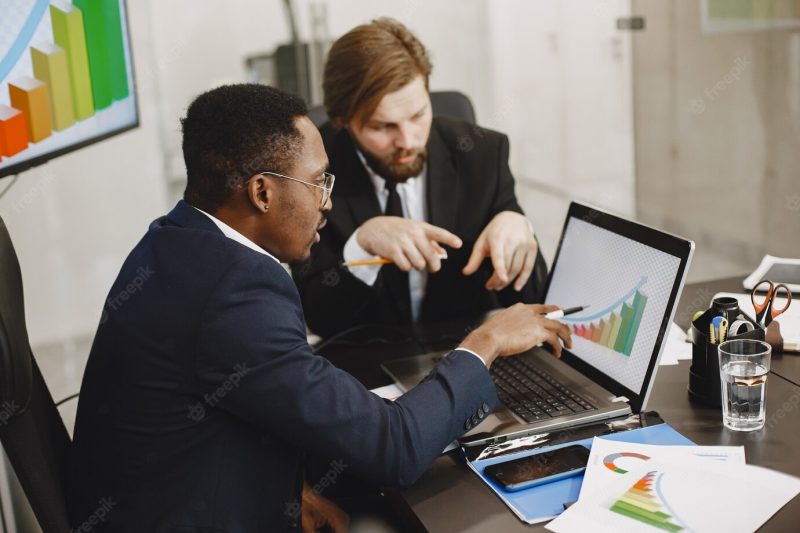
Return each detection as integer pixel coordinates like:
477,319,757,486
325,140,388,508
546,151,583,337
563,276,649,357
0,0,136,171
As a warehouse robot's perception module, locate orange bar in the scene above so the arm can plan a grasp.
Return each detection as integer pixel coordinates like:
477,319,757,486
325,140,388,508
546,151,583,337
9,76,52,142
0,105,30,157
591,322,603,342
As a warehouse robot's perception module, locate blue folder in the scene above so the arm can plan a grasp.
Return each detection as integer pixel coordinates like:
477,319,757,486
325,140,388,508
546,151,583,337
465,422,693,524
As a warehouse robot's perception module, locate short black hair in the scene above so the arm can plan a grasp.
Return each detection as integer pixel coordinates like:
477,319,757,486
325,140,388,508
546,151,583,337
181,84,308,212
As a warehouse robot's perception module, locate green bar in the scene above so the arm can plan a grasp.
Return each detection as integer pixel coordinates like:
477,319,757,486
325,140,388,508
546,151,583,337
613,499,672,521
606,312,621,349
50,3,95,119
74,0,129,102
31,43,76,131
623,291,648,356
103,0,129,99
74,0,111,108
610,502,683,532
614,303,635,353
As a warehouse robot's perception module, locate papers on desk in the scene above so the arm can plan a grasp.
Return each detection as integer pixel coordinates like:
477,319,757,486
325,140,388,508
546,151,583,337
575,438,745,503
658,322,692,366
547,437,800,533
467,423,693,525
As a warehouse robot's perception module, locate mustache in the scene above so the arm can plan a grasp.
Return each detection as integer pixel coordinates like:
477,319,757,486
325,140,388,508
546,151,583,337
391,147,424,160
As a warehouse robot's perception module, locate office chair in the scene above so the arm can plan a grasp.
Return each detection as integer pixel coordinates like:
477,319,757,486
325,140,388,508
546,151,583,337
307,90,477,127
0,216,72,533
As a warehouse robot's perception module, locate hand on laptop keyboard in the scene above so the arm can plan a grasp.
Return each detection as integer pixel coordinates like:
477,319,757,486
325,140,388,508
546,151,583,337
459,303,573,366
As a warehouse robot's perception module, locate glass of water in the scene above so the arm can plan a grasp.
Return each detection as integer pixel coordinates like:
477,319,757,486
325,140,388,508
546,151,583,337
718,339,771,431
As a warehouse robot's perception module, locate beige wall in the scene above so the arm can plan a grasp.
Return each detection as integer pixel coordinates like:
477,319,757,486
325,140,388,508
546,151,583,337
631,0,800,280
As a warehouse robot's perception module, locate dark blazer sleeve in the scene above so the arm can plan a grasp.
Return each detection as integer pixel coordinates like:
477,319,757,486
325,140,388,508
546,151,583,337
194,255,498,487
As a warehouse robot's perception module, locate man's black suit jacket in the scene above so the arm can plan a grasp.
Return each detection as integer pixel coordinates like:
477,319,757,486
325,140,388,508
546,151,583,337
293,117,547,338
67,201,498,532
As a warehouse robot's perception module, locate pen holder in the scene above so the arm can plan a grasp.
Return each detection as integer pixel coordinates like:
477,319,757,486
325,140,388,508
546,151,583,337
688,296,765,407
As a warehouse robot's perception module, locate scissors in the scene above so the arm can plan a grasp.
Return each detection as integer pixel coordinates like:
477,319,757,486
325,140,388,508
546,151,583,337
751,279,792,328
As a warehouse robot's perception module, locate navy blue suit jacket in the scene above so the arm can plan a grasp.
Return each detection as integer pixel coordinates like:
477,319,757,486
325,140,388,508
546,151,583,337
68,201,498,532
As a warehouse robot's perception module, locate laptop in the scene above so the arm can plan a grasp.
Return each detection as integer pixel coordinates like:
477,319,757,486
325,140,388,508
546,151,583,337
381,202,695,449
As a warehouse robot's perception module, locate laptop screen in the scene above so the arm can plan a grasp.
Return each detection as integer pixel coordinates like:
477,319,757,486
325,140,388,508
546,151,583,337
544,212,685,397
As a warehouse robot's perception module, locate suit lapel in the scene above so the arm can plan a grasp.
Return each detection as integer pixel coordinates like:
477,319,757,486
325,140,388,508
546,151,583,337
425,123,459,233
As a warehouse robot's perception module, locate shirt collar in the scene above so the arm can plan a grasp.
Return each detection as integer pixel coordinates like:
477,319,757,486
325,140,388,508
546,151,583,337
355,149,425,194
192,207,281,264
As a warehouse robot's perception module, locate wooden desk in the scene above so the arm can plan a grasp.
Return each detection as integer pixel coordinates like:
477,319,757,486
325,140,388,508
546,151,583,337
316,278,800,531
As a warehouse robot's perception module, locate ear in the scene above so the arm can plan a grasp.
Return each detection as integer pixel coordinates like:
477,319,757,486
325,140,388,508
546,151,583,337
245,174,274,213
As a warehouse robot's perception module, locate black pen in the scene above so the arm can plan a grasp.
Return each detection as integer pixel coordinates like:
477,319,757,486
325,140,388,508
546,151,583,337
545,305,591,320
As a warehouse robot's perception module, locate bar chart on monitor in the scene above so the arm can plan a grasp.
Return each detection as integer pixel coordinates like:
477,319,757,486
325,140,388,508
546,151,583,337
563,276,649,358
0,0,136,171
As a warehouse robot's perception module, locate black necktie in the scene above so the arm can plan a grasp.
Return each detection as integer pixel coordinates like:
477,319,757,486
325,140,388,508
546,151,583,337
383,182,412,322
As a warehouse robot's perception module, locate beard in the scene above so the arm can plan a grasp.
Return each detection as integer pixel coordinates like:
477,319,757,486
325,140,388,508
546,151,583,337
352,137,427,184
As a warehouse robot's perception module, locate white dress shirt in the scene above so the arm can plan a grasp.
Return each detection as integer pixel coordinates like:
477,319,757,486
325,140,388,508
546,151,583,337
194,207,281,264
341,155,487,367
343,151,428,321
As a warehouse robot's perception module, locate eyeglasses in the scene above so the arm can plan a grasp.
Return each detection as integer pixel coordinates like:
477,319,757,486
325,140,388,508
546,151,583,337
255,171,335,209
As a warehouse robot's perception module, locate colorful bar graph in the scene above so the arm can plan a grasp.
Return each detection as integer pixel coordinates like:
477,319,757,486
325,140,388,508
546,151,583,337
571,288,648,356
31,43,76,131
74,0,129,108
9,77,52,142
51,2,95,120
0,105,30,157
609,471,683,532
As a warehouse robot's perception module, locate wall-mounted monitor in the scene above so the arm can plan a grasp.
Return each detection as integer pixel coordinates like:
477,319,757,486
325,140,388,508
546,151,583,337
0,0,137,178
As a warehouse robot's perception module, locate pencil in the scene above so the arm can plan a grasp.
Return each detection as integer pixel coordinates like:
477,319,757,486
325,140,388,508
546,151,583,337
343,258,393,267
343,253,448,268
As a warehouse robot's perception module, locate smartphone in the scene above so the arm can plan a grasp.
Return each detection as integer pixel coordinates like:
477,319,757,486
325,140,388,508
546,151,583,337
484,445,590,492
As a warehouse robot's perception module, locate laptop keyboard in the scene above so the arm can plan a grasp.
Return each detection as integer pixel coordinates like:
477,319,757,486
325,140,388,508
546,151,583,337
491,356,597,423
